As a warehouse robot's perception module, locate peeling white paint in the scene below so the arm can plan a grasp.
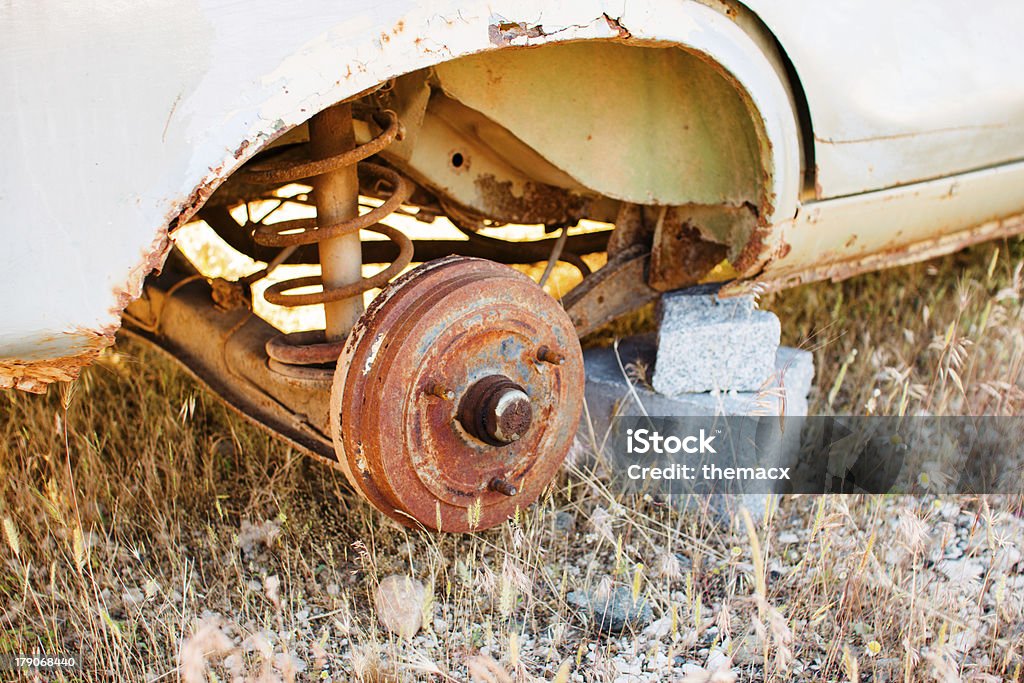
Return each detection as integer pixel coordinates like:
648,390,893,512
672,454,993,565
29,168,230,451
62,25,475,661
364,332,386,376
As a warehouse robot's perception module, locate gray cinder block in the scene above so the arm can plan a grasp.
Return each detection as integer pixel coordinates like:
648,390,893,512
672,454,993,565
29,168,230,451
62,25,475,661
581,335,813,438
652,293,781,395
579,335,814,526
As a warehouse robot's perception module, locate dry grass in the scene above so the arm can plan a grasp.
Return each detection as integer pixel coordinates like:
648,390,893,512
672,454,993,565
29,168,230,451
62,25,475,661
1,236,1023,681
769,239,1024,417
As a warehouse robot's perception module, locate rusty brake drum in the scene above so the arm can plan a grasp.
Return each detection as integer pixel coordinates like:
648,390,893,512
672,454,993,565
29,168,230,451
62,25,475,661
330,256,584,531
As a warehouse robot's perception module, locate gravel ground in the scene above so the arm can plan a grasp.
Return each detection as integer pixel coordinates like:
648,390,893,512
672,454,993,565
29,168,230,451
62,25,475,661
2,237,1023,681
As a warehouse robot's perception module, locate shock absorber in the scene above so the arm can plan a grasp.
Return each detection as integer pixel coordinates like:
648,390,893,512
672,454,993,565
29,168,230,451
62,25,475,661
240,101,414,380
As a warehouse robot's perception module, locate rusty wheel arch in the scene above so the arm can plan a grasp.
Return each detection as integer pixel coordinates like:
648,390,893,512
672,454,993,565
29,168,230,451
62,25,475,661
5,1,807,393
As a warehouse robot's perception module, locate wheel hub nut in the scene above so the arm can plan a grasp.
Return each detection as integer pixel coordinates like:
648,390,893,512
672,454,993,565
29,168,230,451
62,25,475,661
458,375,533,446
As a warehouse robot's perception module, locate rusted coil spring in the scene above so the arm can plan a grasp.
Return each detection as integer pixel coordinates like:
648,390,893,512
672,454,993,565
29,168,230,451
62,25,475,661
242,110,413,375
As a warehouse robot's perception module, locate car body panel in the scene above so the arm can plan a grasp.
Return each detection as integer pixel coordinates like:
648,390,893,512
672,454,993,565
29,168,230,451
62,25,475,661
725,158,1024,295
745,0,1024,197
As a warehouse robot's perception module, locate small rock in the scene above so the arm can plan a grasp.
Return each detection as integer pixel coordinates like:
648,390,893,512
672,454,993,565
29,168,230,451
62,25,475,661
122,587,145,607
374,575,426,639
614,658,643,676
143,579,161,598
643,614,673,639
674,553,694,571
778,532,800,544
552,511,577,536
566,585,652,635
730,633,762,666
705,648,731,671
236,519,281,556
223,653,243,675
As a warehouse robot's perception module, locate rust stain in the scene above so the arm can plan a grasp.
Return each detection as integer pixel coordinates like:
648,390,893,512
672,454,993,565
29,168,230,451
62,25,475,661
0,331,110,394
729,205,770,274
474,173,590,225
729,211,1024,296
603,14,631,39
488,21,544,47
109,230,173,324
649,211,728,292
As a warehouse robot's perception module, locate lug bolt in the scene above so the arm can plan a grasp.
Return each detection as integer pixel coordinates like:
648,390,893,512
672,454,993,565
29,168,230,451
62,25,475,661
457,375,533,446
425,380,455,400
489,477,518,496
537,345,565,365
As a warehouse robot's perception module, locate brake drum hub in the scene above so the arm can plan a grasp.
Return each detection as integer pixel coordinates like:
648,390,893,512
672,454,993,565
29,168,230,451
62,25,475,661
330,256,583,531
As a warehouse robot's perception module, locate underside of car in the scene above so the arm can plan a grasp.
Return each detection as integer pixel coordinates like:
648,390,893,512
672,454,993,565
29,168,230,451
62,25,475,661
120,38,795,531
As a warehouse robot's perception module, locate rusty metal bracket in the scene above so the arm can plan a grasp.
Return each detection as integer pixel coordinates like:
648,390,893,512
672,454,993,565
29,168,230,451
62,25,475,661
561,245,660,338
123,260,337,466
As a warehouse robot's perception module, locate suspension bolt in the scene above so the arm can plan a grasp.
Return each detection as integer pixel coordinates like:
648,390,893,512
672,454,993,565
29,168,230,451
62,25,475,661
537,345,565,365
425,381,455,400
489,477,518,496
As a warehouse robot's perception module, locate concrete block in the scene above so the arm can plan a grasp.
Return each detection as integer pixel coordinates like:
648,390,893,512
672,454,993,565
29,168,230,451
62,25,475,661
653,293,781,395
580,335,813,526
582,335,813,440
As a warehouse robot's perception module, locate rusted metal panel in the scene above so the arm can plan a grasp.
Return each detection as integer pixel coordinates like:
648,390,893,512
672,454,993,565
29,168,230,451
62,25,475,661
727,159,1024,294
0,333,109,394
391,91,601,226
744,1,1024,197
648,204,758,291
607,204,657,258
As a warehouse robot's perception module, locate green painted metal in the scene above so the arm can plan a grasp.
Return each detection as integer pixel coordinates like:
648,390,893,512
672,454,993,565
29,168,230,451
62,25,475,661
434,41,765,208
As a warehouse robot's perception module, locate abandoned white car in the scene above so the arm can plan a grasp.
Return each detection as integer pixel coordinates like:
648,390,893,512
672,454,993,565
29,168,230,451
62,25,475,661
2,0,1023,530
